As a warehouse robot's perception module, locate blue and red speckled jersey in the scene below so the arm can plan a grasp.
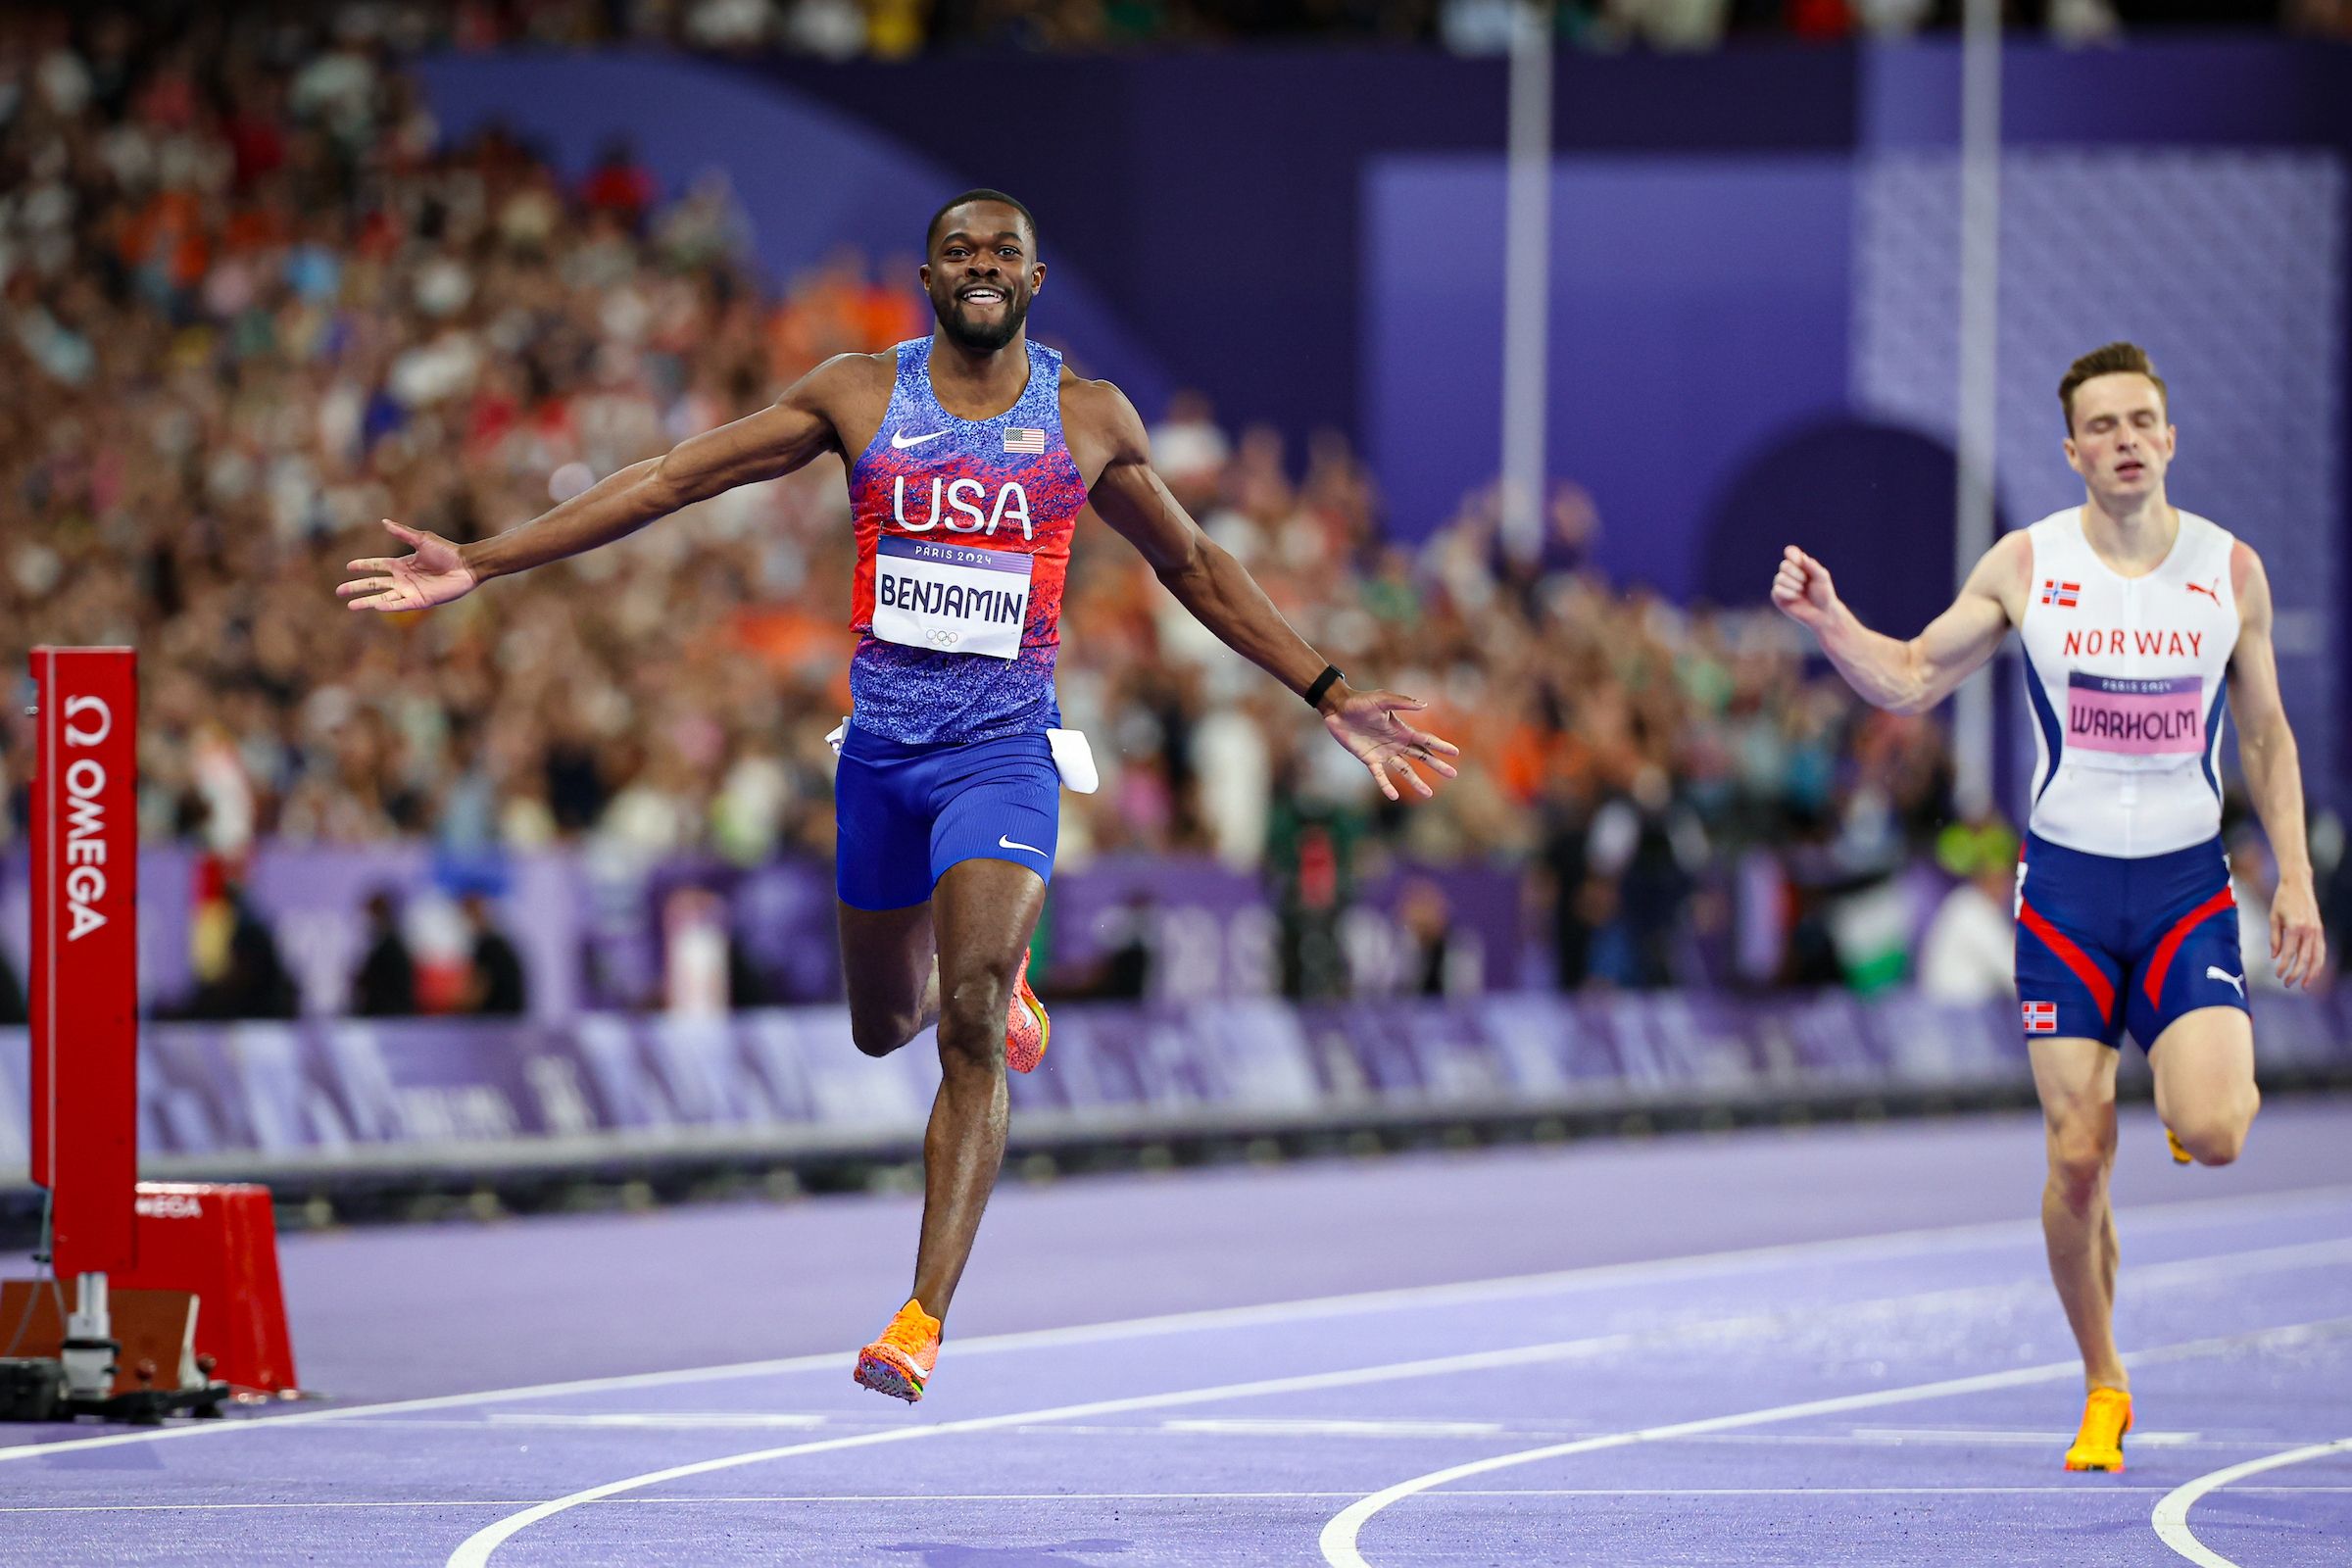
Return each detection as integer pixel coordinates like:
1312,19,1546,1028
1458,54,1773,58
845,337,1089,745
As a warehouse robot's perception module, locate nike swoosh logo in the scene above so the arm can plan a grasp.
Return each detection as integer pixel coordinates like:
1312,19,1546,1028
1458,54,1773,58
998,834,1047,857
891,430,949,449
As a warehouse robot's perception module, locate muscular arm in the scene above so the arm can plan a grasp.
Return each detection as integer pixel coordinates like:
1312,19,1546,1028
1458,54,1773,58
1083,392,1333,702
1772,533,2026,715
1073,380,1458,801
2229,544,2325,986
464,357,856,582
341,355,873,610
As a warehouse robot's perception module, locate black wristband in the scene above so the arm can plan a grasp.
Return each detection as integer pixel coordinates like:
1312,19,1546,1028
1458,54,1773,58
1303,664,1345,709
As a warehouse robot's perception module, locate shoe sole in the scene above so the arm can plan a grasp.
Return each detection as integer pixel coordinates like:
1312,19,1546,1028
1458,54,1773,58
854,1348,928,1403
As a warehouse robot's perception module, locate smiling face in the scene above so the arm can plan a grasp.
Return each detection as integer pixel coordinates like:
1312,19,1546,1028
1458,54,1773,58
921,201,1043,355
2063,371,2175,503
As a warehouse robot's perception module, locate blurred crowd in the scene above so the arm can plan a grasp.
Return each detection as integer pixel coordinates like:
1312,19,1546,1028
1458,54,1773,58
0,3,2337,1020
0,0,2332,83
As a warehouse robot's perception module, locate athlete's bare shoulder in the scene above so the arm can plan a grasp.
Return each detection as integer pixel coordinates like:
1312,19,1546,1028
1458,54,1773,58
794,350,896,409
1056,367,1148,484
796,350,899,459
1974,526,2035,623
2230,537,2263,599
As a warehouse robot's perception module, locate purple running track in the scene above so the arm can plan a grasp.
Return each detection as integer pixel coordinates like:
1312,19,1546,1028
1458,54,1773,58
1,1102,2348,1566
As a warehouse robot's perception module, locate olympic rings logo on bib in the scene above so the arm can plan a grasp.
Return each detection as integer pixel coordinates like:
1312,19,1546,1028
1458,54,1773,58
873,536,1031,662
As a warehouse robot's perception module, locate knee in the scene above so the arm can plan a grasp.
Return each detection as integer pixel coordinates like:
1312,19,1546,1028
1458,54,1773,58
935,970,1010,1069
2046,1125,2114,1204
850,1009,917,1059
2174,1090,2259,1167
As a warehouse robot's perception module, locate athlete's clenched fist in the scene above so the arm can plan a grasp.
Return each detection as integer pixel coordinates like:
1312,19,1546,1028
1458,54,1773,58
1770,544,1839,631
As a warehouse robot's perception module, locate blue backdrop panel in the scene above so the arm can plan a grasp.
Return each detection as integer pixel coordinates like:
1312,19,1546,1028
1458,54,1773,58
1363,156,1854,597
413,50,1169,413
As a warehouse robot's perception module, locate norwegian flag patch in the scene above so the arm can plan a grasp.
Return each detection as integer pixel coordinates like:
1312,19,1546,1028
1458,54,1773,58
2040,580,2082,609
1003,427,1046,455
2022,1000,2059,1034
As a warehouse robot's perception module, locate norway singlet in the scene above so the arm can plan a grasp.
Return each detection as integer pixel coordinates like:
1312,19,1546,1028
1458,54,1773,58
843,337,1090,745
2012,507,2247,1048
2017,507,2238,858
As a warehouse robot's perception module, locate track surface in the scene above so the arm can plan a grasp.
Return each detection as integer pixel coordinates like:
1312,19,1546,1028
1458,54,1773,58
3,1102,2347,1566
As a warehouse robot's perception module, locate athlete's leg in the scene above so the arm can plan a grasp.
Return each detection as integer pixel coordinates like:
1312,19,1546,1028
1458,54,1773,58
2149,1006,2259,1166
2030,1037,2128,1392
835,737,944,1057
838,901,938,1058
908,855,1046,1321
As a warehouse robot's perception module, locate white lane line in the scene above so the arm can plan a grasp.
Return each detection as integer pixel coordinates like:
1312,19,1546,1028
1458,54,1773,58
1316,1316,2352,1568
447,1288,2352,1568
1162,1419,1508,1438
223,1416,2327,1455
6,1180,2346,1469
2151,1436,2352,1566
438,1324,1662,1568
19,1486,2352,1515
1847,1427,2206,1446
482,1412,832,1430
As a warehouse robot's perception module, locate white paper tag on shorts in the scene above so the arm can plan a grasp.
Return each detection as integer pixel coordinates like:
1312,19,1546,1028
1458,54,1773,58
872,537,1030,661
824,718,847,756
1048,727,1099,794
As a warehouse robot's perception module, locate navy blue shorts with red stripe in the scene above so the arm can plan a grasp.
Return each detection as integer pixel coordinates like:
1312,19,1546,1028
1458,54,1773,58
2014,833,2248,1050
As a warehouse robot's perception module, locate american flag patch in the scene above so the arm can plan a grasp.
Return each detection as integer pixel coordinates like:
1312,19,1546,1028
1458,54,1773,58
2040,580,2081,609
1003,427,1046,455
2022,1001,2059,1034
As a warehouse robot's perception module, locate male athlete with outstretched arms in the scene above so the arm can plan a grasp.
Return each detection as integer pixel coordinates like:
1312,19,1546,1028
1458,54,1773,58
1772,342,2325,1473
338,190,1459,1402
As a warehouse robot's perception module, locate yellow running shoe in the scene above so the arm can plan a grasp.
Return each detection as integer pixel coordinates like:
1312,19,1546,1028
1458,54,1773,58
2064,1386,2132,1472
2167,1127,2192,1165
1005,952,1049,1074
855,1298,941,1403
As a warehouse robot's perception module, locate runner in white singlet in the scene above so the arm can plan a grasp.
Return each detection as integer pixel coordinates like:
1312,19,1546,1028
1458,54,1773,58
1770,342,2324,1476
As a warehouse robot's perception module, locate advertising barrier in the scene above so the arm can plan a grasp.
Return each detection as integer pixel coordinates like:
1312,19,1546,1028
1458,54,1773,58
27,648,139,1276
4,992,2347,1181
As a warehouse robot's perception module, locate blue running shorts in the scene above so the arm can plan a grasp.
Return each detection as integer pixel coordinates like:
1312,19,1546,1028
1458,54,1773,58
2014,832,2247,1050
834,725,1059,911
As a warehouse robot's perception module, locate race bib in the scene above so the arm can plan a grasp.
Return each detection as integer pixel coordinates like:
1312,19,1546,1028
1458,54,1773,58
2066,672,2205,757
872,537,1031,661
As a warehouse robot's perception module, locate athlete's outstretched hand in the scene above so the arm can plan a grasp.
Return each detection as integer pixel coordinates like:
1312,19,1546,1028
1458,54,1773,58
1770,545,1838,632
1323,692,1461,804
2271,876,2327,989
338,519,479,612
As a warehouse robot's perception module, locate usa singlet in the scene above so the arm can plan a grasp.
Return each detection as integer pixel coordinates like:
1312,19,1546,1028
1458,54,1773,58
844,338,1090,745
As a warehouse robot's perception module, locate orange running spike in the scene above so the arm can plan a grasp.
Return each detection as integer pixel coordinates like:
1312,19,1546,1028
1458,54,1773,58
2063,1386,2133,1472
1005,952,1050,1074
854,1298,941,1403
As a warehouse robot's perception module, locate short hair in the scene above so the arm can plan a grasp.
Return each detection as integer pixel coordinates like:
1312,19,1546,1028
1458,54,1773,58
2059,342,2168,433
926,188,1038,257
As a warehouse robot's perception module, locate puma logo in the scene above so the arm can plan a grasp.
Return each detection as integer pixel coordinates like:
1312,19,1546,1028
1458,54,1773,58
2186,580,2221,605
2206,965,2245,999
